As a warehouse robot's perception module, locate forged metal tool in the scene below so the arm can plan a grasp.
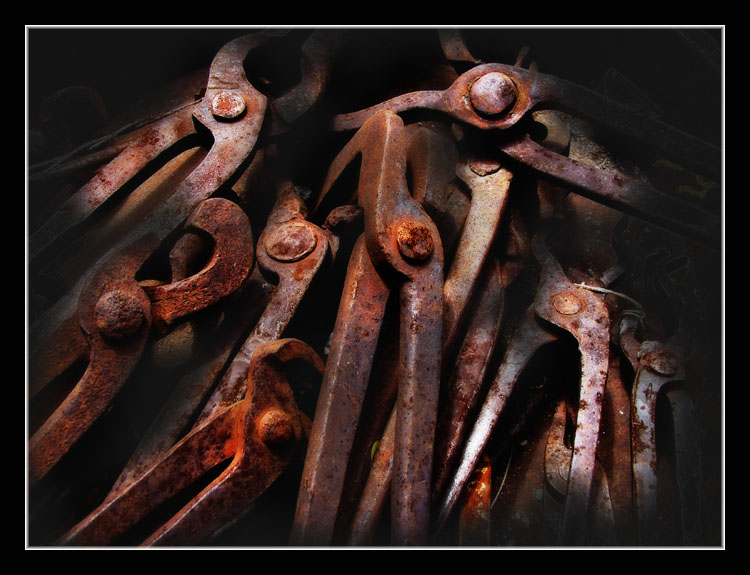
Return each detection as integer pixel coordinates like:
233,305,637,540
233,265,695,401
617,251,701,545
442,157,513,356
104,182,330,497
195,182,331,425
620,314,685,545
543,396,618,545
29,197,254,486
291,110,444,546
438,228,611,545
29,31,270,408
347,218,529,545
332,60,719,178
331,60,720,249
28,32,274,267
58,338,324,546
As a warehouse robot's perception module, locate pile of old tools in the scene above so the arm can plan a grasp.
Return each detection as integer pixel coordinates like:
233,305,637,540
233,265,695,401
27,28,723,547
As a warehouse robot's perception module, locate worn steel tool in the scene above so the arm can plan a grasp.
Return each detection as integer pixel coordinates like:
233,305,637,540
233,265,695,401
58,338,324,546
291,110,444,546
437,226,611,545
331,60,720,249
103,183,331,497
29,196,254,486
618,251,702,545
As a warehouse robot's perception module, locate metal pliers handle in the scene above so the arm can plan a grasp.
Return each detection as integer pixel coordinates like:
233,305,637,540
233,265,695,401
292,110,444,545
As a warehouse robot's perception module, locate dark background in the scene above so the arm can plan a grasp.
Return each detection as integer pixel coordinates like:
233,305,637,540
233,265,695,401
27,27,722,146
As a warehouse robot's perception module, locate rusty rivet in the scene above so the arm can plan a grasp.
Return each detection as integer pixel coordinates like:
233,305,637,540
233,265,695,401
468,157,502,176
94,290,146,340
469,72,516,117
264,222,318,262
257,409,294,444
211,91,246,120
396,221,434,261
642,349,679,377
552,291,583,315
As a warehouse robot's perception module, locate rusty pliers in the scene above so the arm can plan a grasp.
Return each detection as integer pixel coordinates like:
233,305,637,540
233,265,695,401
102,182,332,497
438,226,611,545
28,31,271,486
58,338,324,546
290,110,444,545
29,197,254,487
617,250,703,545
331,59,721,249
28,31,338,489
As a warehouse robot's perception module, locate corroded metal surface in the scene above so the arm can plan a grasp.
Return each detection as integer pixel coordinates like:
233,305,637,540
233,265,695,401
27,28,722,548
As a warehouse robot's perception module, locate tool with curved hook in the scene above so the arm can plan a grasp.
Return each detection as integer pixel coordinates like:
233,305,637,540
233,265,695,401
104,183,330,498
195,182,331,425
29,198,254,487
291,110,444,546
58,338,324,546
29,32,271,411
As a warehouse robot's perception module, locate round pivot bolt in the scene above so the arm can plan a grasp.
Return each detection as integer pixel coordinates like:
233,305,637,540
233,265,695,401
211,91,247,120
95,290,146,340
397,221,434,261
257,409,294,444
469,72,516,117
642,349,679,377
469,157,502,176
264,222,318,262
552,291,583,315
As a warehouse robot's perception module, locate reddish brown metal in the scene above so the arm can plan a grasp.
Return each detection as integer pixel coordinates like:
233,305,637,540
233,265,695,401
294,110,443,546
332,60,720,180
58,338,323,546
620,317,687,545
544,396,618,545
437,306,558,531
291,237,390,545
347,408,397,546
105,184,324,502
195,183,330,425
142,198,254,332
405,121,457,224
459,455,492,546
270,30,346,129
29,234,158,487
470,72,517,117
105,268,274,499
322,123,454,543
29,32,270,383
437,229,611,545
598,353,636,544
438,29,479,64
28,312,88,400
332,63,537,132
